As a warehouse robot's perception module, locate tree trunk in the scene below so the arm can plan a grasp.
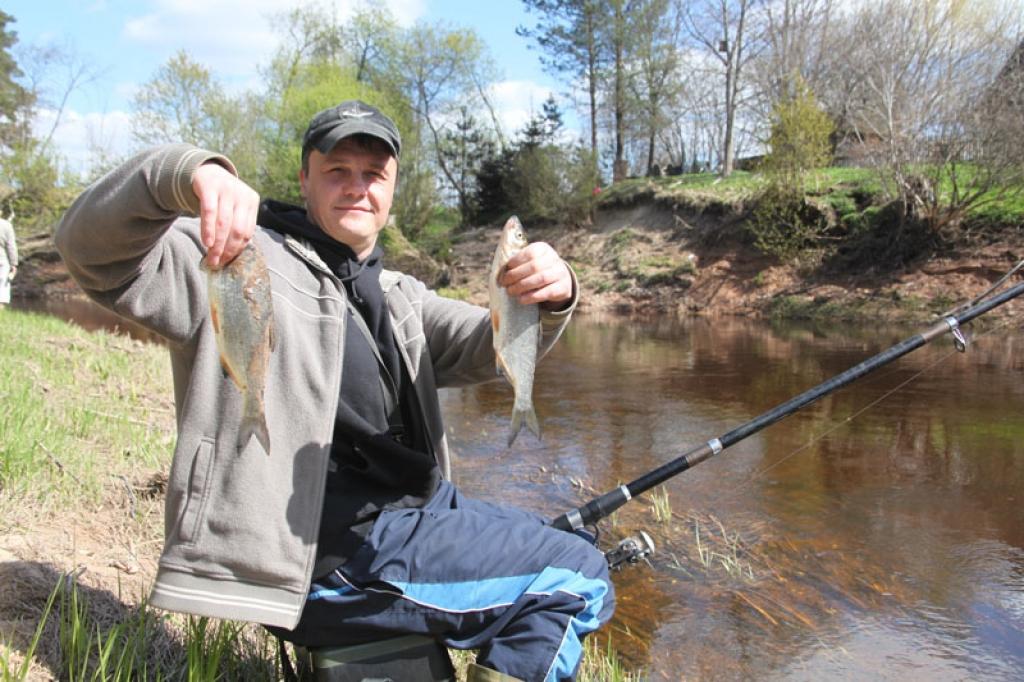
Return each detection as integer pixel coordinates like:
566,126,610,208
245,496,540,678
722,63,736,176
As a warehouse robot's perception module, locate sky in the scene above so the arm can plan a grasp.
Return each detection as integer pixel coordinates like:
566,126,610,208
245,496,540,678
5,0,565,174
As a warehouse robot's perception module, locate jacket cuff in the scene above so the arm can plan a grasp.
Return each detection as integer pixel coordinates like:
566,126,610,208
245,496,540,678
153,144,238,217
540,261,579,324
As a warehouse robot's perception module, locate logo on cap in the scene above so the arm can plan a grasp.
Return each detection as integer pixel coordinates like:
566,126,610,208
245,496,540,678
339,106,373,119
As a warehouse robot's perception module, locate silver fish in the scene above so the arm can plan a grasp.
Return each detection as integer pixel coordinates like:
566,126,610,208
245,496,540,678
204,242,275,454
488,215,541,447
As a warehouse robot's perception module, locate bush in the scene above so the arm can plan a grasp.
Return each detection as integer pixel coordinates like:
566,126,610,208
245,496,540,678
763,79,834,188
747,183,827,261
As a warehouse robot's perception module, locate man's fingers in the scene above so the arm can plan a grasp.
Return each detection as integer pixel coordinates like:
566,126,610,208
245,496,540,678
221,198,254,263
193,162,260,268
519,279,571,306
502,243,558,286
205,195,235,266
505,265,557,298
199,192,219,252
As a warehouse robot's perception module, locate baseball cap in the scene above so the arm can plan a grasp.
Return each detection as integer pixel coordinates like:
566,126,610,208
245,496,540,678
302,100,402,160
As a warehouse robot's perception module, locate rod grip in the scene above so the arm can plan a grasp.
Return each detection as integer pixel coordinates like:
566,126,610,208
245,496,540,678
551,485,631,531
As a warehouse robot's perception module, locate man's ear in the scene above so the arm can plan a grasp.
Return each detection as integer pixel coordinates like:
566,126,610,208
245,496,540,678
298,168,308,198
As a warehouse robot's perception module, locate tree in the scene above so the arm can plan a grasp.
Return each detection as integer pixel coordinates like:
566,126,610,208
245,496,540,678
132,50,265,184
341,6,400,84
748,79,834,261
754,0,837,106
0,14,90,231
762,78,833,185
474,98,596,226
131,51,221,147
683,0,763,177
0,11,31,154
628,0,684,175
389,21,498,230
438,107,494,225
518,0,605,178
837,0,1024,234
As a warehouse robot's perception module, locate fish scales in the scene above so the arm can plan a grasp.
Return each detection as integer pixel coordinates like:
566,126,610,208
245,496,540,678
488,216,541,447
205,242,275,454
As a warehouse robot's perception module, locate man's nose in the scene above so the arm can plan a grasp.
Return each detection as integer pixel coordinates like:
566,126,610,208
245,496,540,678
341,175,368,197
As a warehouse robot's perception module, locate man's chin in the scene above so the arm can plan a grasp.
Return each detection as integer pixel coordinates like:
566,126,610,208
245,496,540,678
323,222,379,248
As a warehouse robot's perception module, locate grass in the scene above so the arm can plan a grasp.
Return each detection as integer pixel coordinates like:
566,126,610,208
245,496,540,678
4,576,640,681
692,516,755,580
0,308,641,680
596,164,1024,233
3,578,280,681
648,486,673,525
0,308,174,523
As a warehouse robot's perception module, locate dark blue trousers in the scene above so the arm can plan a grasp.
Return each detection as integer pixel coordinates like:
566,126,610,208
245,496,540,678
285,481,615,681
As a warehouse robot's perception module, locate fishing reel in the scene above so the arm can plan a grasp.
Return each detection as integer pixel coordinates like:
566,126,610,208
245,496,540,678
604,531,655,571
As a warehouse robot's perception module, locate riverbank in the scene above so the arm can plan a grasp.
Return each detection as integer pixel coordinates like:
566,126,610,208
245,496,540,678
11,187,1024,325
446,201,1024,325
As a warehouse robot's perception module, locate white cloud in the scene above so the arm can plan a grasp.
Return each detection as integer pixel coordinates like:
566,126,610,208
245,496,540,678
488,79,557,136
487,79,581,142
34,108,135,177
120,0,429,80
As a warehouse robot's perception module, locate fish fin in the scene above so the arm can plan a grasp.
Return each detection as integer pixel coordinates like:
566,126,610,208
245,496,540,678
268,317,277,352
525,406,541,441
507,410,523,448
220,355,244,390
490,308,500,334
495,353,514,383
507,406,540,447
238,412,271,455
210,302,221,335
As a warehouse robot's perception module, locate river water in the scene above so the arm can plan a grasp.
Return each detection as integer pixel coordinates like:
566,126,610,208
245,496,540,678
16,298,1024,679
442,313,1024,680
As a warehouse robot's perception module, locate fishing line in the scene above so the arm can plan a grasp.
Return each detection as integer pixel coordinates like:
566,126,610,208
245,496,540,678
552,260,1024,534
944,257,1024,316
727,295,1023,499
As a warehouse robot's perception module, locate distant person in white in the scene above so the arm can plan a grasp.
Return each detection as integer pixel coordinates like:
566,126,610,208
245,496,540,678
0,216,17,306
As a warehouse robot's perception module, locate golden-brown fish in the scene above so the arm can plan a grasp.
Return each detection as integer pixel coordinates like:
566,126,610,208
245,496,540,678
204,242,275,454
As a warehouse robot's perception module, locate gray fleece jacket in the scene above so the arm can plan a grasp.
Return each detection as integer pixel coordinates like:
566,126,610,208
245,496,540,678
54,144,576,628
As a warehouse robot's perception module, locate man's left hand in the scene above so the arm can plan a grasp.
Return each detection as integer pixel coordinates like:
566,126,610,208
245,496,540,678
500,242,573,311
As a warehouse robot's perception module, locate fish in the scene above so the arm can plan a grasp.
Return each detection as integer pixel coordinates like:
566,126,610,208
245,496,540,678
488,215,541,447
203,242,276,454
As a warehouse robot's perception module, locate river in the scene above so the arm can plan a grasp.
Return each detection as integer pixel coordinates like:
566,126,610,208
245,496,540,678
442,313,1024,680
16,297,1024,679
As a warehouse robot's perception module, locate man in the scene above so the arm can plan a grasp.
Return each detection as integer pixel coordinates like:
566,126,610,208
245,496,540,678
56,100,613,681
0,214,17,306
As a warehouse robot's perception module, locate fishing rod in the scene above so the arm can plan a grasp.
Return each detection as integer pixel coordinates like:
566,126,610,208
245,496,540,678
553,279,1024,542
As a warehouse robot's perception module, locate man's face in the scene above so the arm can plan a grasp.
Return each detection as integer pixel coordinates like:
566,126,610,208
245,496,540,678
299,137,398,260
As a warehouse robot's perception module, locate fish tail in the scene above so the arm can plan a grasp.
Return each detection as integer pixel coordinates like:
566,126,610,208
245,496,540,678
238,407,271,455
507,405,541,448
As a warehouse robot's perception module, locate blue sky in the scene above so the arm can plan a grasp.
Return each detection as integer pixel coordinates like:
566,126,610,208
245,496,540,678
6,0,565,173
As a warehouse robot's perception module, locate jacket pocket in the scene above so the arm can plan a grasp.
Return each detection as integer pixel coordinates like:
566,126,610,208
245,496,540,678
176,438,215,546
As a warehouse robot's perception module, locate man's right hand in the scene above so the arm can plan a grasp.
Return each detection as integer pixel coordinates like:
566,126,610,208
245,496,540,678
192,162,260,269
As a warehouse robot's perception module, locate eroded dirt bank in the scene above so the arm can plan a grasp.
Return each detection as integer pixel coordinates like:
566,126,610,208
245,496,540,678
13,200,1024,324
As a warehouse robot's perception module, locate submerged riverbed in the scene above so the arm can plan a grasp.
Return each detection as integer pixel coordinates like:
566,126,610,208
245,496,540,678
442,313,1024,680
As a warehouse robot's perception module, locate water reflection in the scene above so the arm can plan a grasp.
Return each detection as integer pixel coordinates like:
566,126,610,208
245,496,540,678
443,314,1024,679
12,296,164,344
